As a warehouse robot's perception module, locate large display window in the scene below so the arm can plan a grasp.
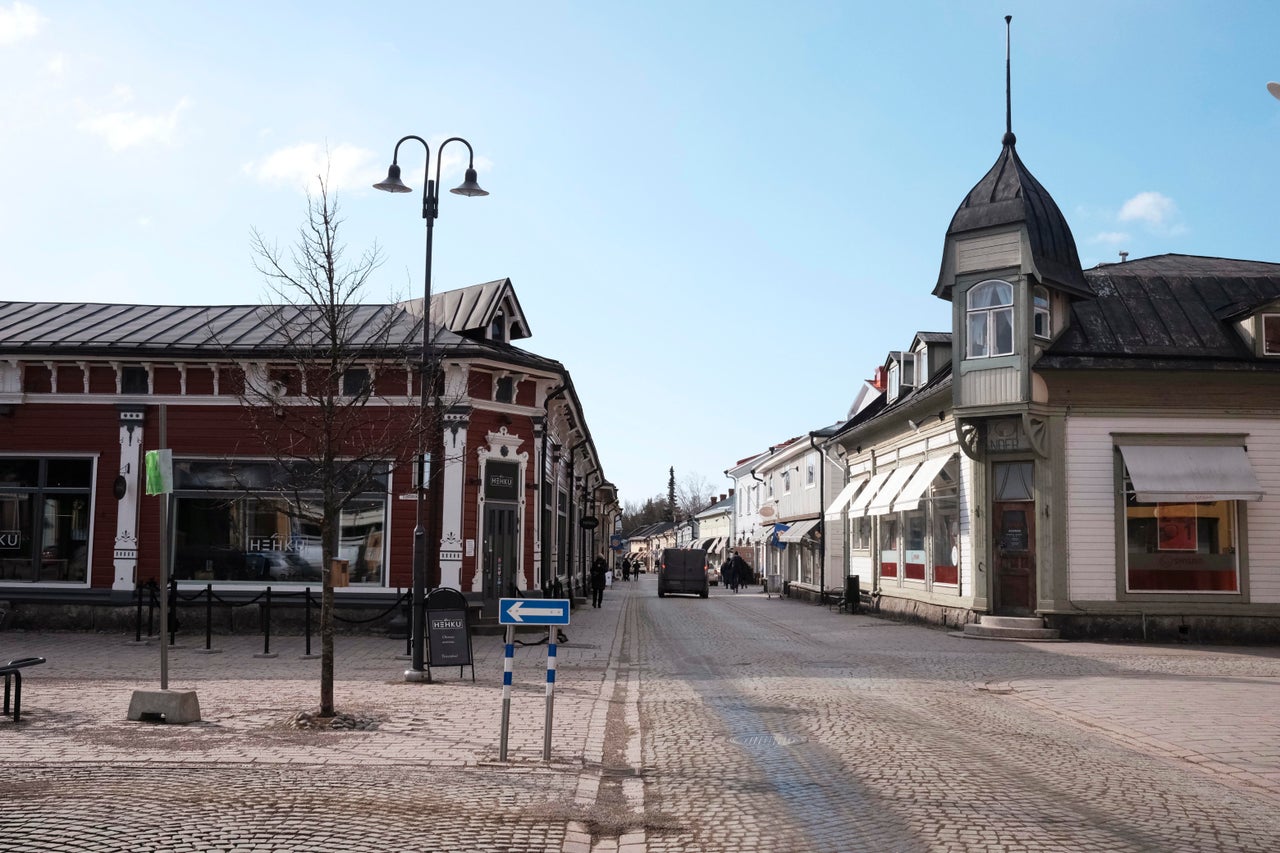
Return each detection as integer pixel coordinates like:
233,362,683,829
1124,484,1239,593
0,457,93,584
171,459,387,585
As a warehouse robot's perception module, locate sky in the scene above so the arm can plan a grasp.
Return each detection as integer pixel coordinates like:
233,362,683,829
3,1,1280,508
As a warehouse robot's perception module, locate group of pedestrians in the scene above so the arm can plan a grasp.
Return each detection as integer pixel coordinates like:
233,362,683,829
719,551,750,593
590,552,638,608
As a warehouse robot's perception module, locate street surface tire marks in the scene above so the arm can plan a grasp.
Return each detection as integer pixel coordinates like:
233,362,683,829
635,587,1280,853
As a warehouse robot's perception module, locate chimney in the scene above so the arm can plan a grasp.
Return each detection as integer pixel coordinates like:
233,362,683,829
728,488,735,497
872,365,887,391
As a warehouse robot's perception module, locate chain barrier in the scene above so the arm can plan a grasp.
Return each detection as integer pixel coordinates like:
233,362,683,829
132,581,408,659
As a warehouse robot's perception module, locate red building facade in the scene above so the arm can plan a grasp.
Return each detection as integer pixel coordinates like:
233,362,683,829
0,280,615,622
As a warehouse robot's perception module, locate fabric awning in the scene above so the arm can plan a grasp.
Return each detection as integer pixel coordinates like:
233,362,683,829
865,464,920,516
778,518,821,543
1118,445,1263,503
848,470,893,517
891,455,954,513
754,524,775,543
824,478,867,519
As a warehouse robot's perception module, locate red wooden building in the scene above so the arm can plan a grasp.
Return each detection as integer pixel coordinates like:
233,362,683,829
0,279,616,624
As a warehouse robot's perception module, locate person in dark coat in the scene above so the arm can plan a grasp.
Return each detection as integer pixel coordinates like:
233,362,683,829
729,552,749,593
590,552,608,608
724,554,739,593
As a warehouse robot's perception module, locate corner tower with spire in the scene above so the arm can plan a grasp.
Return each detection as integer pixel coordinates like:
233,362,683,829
935,15,1089,418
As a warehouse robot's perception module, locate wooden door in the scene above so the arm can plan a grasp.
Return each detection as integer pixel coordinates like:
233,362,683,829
482,505,518,617
993,502,1035,615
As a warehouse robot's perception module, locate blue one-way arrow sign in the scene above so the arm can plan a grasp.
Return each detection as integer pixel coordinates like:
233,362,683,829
499,598,571,626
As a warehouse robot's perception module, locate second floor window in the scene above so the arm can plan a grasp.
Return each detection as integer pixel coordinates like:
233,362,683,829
967,280,1014,358
1033,285,1052,339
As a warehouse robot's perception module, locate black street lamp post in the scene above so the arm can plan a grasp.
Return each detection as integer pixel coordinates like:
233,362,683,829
374,135,487,682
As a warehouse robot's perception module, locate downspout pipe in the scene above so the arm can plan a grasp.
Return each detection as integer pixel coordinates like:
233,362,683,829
540,384,568,595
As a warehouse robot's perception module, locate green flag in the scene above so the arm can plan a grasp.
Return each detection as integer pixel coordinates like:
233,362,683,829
145,449,173,495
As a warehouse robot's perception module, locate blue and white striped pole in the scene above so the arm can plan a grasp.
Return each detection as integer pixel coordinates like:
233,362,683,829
499,625,515,761
543,626,557,761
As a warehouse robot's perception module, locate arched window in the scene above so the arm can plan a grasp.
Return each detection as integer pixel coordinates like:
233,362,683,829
490,313,506,342
1033,285,1051,339
966,280,1014,358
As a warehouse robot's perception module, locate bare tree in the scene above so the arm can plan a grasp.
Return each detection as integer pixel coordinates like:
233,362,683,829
240,177,422,717
676,472,715,519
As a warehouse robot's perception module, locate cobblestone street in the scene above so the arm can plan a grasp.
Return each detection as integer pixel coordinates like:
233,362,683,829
3,575,1280,851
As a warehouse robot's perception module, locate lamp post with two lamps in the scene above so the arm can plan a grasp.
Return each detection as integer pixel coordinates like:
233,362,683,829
373,135,488,683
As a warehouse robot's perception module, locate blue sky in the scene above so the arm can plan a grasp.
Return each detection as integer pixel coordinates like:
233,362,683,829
3,1,1279,507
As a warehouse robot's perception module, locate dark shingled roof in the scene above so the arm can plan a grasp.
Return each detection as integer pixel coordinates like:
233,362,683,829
1038,254,1280,370
937,139,1090,298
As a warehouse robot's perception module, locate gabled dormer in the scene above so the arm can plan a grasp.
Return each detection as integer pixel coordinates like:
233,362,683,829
429,278,532,344
910,332,952,385
1231,299,1280,358
884,351,915,404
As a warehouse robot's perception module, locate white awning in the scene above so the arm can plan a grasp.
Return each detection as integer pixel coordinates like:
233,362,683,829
778,517,821,543
824,478,867,519
848,470,893,517
865,464,920,516
1118,445,1263,503
891,454,955,513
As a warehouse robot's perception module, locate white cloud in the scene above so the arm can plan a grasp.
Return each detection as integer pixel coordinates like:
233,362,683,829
46,52,64,75
1118,191,1177,228
77,96,191,151
243,142,380,194
0,1,45,45
1091,231,1131,245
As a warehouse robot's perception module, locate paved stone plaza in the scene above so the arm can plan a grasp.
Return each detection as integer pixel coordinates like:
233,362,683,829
3,576,1279,852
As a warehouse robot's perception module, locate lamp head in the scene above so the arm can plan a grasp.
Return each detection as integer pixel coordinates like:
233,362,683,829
373,163,413,193
450,167,489,197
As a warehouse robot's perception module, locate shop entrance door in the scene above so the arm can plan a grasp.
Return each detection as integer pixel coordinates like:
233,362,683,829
992,502,1035,615
482,504,518,617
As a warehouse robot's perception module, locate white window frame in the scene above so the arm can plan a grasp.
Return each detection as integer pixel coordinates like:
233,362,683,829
1262,313,1280,356
966,280,1015,358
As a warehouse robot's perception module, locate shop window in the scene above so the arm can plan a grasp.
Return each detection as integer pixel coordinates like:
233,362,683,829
170,459,387,585
930,460,960,585
1033,286,1052,339
966,280,1014,358
1263,314,1280,356
1123,475,1239,593
850,516,872,551
0,457,93,584
879,516,898,578
903,507,926,580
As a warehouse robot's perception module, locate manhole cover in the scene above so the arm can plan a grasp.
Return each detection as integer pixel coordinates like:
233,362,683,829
730,733,807,747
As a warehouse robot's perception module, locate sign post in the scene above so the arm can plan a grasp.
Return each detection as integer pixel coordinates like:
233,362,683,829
497,597,570,761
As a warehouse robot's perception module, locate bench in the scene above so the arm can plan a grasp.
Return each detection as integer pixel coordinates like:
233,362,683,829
3,656,46,723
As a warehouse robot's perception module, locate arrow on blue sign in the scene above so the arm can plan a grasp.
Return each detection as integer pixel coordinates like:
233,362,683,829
499,598,571,625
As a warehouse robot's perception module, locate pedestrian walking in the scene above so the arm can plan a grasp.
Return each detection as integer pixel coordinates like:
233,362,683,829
590,552,608,608
622,557,631,582
724,554,738,592
729,552,749,593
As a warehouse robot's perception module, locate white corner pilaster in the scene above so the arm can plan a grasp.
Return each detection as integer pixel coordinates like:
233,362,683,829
112,408,146,592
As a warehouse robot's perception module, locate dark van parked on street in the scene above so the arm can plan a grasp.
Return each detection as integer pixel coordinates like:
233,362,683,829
657,548,709,598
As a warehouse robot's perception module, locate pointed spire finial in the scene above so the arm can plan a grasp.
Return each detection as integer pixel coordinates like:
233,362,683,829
1003,15,1016,146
